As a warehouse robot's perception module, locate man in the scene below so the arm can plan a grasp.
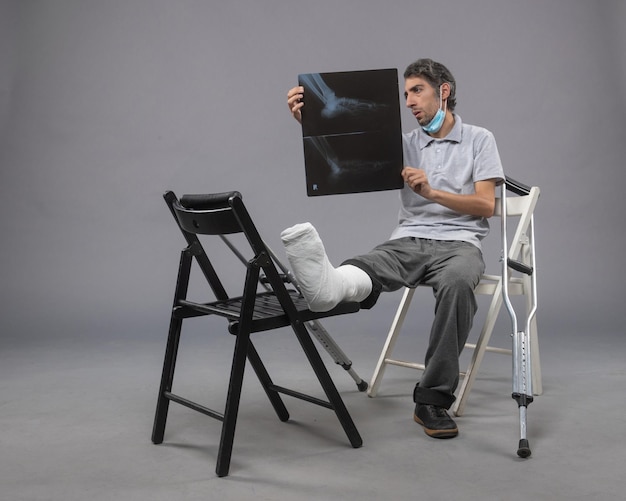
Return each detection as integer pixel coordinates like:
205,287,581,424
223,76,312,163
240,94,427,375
283,59,504,439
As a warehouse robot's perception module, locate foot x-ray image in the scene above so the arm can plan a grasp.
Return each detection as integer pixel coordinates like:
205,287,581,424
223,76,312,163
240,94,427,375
297,68,403,196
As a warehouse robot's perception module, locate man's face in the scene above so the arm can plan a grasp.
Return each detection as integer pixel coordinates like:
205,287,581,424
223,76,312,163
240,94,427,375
404,76,441,126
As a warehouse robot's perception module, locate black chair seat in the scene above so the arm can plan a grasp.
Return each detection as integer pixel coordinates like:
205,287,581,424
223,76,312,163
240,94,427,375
176,290,360,334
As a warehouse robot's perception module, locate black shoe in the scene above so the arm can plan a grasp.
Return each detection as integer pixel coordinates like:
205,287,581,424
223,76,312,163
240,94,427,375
414,403,458,439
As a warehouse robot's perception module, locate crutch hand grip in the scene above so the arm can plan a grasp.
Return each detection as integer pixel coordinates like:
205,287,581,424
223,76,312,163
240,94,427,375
507,258,533,276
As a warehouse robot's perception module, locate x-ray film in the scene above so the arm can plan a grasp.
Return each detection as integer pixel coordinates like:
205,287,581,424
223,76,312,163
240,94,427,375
298,68,403,196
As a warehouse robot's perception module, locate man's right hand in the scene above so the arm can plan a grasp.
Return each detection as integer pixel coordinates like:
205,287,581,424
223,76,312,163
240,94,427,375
287,86,304,123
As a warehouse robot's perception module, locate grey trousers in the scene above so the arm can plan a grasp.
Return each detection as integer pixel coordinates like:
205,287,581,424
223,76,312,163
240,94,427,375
343,237,485,409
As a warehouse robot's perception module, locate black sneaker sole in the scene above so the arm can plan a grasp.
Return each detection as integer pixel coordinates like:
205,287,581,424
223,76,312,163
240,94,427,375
413,413,459,439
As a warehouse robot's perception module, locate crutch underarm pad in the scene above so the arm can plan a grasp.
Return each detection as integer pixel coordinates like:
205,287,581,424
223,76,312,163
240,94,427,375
505,177,532,196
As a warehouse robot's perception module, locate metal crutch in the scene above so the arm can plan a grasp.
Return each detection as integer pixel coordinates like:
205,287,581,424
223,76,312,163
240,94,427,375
221,236,369,392
500,185,538,458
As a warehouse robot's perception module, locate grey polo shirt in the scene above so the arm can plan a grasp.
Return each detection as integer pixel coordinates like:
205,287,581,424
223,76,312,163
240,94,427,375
390,114,505,250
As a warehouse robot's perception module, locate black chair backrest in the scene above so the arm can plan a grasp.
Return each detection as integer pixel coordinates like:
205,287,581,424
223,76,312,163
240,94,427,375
171,191,267,256
175,191,244,235
163,190,286,302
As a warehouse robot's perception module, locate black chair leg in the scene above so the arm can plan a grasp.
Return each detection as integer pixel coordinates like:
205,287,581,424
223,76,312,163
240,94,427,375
215,330,252,477
291,321,363,448
152,249,192,444
152,315,182,444
246,341,290,422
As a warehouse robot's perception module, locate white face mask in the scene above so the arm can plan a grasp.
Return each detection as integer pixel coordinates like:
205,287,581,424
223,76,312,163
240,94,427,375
421,85,447,134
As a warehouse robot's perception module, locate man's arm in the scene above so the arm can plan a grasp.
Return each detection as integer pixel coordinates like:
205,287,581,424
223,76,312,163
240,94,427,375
402,167,498,217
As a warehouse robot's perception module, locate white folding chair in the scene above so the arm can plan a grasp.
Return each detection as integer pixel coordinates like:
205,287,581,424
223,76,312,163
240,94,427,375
367,177,542,417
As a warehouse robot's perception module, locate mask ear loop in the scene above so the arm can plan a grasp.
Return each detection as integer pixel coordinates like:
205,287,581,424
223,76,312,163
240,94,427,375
439,84,448,114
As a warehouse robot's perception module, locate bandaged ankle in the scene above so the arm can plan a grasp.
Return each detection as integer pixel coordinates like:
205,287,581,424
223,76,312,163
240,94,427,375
280,223,372,312
336,264,372,304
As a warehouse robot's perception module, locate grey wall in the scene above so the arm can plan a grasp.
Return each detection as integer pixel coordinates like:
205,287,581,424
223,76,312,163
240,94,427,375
1,0,625,344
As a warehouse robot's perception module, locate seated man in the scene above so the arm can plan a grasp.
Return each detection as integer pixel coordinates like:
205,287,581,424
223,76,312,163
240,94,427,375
283,58,504,439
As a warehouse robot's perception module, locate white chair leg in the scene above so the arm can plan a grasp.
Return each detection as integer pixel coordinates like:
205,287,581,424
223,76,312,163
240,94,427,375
368,288,416,397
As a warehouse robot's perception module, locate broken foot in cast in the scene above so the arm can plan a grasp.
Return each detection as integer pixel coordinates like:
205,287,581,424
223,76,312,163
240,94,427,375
280,222,372,312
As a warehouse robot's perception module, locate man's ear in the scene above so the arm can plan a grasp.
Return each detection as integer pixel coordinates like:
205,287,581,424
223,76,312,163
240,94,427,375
441,82,451,101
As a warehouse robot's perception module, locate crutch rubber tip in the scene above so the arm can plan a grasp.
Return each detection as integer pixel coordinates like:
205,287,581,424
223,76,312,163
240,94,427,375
357,380,369,392
517,439,531,458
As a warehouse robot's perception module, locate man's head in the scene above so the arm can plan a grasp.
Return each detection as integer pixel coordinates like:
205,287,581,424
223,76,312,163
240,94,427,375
403,58,456,111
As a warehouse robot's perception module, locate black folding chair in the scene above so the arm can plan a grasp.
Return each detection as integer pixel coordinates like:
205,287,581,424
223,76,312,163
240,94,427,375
151,191,363,477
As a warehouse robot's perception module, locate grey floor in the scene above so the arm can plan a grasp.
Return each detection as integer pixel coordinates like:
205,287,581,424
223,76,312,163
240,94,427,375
2,295,625,501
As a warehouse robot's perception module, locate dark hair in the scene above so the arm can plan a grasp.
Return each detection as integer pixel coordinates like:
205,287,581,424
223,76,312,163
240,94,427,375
403,58,457,111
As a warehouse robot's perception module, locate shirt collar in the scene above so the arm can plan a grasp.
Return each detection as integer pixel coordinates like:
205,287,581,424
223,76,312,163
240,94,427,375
417,114,463,149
